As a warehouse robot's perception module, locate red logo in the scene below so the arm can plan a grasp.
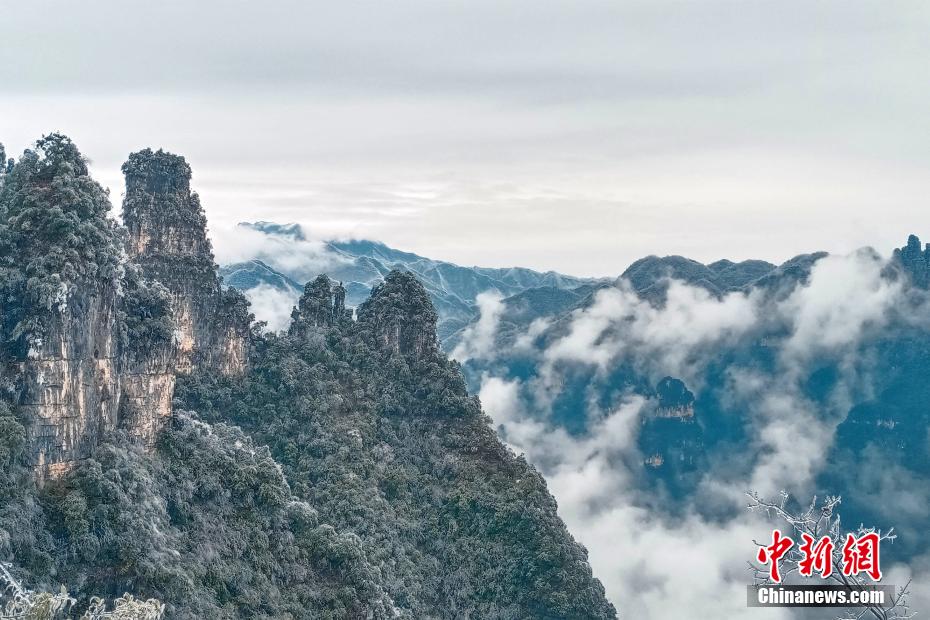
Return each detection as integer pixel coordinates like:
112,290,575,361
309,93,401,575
798,534,834,578
755,530,882,583
756,529,794,583
842,532,882,581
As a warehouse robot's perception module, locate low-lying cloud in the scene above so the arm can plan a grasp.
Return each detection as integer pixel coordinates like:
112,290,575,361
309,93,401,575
542,279,758,387
243,283,300,333
210,222,349,282
473,248,919,618
451,290,504,362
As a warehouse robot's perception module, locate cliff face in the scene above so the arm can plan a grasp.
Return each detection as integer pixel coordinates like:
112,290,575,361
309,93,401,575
122,149,250,376
894,234,930,288
116,269,177,449
639,377,704,487
0,135,125,480
0,137,251,479
21,277,177,469
16,283,121,479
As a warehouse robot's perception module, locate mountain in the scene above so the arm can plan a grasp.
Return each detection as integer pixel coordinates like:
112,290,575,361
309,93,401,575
621,255,776,296
443,250,827,357
221,221,602,341
453,235,930,575
219,259,302,294
0,136,615,618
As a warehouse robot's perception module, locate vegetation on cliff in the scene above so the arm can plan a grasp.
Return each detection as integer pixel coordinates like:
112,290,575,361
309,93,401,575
177,271,615,618
0,135,616,618
0,134,123,353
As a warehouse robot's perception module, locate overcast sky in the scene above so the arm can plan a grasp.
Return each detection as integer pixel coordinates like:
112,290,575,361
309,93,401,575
2,1,929,276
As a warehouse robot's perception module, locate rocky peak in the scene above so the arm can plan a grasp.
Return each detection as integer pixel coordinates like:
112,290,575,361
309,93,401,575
298,274,335,327
357,270,438,359
122,149,211,260
893,234,930,288
0,135,124,480
121,149,249,375
289,275,351,335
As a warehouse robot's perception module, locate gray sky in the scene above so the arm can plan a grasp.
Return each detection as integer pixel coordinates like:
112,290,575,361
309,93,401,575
2,1,929,276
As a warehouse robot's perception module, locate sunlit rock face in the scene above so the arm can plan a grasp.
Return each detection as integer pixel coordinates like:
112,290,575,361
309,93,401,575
0,135,125,480
122,149,250,376
17,283,121,481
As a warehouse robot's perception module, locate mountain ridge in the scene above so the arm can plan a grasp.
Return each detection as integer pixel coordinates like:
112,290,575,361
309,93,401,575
0,135,616,619
221,221,602,339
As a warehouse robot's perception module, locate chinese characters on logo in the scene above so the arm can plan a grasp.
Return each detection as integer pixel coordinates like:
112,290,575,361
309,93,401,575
756,530,882,583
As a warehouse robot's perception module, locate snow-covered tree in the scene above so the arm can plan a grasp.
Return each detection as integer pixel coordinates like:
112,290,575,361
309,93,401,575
748,492,914,620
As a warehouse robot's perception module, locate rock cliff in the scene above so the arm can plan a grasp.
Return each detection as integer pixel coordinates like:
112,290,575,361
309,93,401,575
116,267,177,449
0,135,125,480
16,282,122,479
0,137,251,479
894,234,930,288
122,149,250,376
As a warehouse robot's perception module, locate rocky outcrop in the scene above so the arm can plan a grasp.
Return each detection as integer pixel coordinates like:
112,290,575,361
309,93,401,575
0,135,125,480
639,377,703,486
893,234,930,288
289,275,352,337
654,376,695,419
357,271,439,360
0,137,255,480
295,275,337,328
16,283,121,481
122,149,250,376
333,280,347,319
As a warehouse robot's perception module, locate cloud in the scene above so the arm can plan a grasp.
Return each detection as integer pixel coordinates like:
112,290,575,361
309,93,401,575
539,279,758,394
242,283,300,333
474,249,915,617
779,248,901,365
736,376,834,498
513,316,551,350
479,376,787,619
209,222,349,282
451,290,505,362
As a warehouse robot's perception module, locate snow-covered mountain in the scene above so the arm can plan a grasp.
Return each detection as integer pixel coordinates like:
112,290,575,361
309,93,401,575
218,221,601,338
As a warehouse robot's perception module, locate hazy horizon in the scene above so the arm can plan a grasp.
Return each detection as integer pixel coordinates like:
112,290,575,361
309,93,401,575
4,1,930,276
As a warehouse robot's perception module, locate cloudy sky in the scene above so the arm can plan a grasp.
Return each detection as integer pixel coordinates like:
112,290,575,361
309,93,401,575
2,1,929,276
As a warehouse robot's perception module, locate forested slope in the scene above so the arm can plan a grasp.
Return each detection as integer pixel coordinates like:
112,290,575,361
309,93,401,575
0,135,615,619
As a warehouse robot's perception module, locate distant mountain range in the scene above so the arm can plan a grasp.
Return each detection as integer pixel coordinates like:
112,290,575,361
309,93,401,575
442,247,829,353
219,221,837,345
448,233,930,571
218,220,930,614
219,221,600,339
